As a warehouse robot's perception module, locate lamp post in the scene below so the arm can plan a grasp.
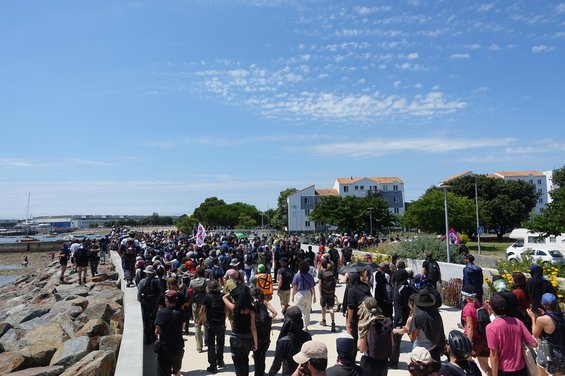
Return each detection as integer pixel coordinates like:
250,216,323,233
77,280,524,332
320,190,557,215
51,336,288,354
474,178,481,255
440,184,451,263
367,207,374,235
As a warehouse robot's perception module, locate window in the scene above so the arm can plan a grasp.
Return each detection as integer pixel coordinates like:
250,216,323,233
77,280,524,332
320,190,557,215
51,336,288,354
382,185,388,192
305,221,311,227
538,179,542,185
343,186,349,193
538,198,544,203
393,185,399,191
360,185,364,190
354,186,359,190
305,209,311,215
529,179,534,184
550,236,557,243
394,208,400,214
303,197,311,204
393,197,400,203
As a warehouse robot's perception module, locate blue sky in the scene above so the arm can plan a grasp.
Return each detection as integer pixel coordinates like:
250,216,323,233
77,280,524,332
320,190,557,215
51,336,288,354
1,0,564,219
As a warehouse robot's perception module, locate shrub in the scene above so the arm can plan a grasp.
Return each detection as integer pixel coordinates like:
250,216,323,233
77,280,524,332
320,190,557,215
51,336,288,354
441,278,463,308
391,236,466,264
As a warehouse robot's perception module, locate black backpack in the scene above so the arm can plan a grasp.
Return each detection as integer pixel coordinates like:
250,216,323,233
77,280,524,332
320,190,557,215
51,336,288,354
428,259,441,283
366,317,394,360
140,277,160,302
476,306,491,336
208,293,225,324
546,312,565,348
280,268,294,290
321,270,336,295
76,248,89,263
254,300,272,341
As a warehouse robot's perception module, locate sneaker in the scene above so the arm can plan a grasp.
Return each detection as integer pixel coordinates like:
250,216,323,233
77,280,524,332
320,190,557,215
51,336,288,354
218,361,225,368
320,319,326,327
337,303,342,312
206,366,218,374
331,322,336,332
82,278,87,284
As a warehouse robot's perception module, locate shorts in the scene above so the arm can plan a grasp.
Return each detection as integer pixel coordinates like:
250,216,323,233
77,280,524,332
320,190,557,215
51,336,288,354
320,293,335,309
158,348,184,374
472,335,489,358
278,290,290,306
537,340,565,374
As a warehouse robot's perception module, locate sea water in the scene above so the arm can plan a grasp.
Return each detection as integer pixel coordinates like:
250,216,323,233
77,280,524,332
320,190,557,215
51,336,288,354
0,275,17,287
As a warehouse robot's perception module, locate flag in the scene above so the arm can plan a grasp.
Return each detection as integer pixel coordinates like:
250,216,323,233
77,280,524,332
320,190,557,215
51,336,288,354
196,223,206,247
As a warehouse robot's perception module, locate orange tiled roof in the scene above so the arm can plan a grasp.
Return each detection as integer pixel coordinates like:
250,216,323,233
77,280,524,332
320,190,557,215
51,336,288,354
494,170,544,177
315,188,339,196
442,171,473,183
335,176,404,184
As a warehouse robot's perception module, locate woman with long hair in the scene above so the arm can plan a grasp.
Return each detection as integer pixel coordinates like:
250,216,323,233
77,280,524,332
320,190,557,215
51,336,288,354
223,285,258,376
512,271,532,331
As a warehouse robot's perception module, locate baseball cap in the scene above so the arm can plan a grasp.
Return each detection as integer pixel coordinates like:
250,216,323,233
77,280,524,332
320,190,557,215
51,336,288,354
165,290,178,299
292,341,328,365
410,346,432,363
541,292,557,305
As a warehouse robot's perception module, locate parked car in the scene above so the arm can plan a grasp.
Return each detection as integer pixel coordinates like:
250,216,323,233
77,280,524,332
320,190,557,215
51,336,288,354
507,248,565,266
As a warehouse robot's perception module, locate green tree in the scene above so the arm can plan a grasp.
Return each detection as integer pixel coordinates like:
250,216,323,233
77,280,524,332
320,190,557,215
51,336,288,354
271,188,298,230
527,165,565,236
448,175,538,239
402,187,476,235
205,202,261,228
236,214,257,229
192,197,226,224
176,215,198,234
309,195,394,234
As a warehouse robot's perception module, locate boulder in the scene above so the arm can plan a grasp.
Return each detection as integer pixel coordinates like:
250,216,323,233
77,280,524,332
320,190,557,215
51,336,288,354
0,323,13,338
75,319,109,337
17,317,50,332
80,302,114,324
20,322,69,349
4,365,65,376
19,344,57,368
21,308,50,324
58,350,115,376
49,336,93,367
54,316,78,340
0,352,25,374
0,329,19,352
98,334,121,354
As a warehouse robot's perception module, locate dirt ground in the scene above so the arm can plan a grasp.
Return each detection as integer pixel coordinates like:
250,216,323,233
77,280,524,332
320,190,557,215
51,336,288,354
0,251,56,277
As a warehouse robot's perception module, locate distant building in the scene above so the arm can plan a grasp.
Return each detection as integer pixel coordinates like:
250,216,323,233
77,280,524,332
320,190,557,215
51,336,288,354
544,170,556,204
30,215,149,229
443,170,549,214
287,176,405,233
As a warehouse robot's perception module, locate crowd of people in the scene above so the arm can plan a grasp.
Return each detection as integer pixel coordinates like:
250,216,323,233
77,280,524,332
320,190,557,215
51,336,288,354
56,227,564,376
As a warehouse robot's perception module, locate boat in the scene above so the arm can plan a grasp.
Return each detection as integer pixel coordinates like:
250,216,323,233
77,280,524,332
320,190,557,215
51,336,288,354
17,193,40,243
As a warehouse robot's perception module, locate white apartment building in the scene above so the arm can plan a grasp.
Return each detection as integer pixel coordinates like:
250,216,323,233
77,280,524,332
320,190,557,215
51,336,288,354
287,176,405,233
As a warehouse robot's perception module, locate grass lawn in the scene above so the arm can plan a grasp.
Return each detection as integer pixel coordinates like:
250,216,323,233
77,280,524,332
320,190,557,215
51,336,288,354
466,235,513,258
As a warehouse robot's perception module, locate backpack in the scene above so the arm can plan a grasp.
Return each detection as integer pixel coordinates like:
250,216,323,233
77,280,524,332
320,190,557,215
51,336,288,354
257,273,273,296
263,248,272,264
321,270,336,295
366,317,394,360
342,247,352,262
244,253,253,266
546,312,565,348
476,306,491,336
208,293,225,324
76,248,89,263
212,265,223,280
428,259,441,283
279,268,294,290
191,278,208,304
140,277,160,302
254,300,272,341
330,248,340,265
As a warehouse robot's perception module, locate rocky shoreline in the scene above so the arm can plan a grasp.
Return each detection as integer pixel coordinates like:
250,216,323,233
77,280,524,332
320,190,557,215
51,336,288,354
0,259,123,375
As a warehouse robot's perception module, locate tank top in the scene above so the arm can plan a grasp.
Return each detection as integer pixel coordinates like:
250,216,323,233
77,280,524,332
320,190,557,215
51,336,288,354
233,311,252,335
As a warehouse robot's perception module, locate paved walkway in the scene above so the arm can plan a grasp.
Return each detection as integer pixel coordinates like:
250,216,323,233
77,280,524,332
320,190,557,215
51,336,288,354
143,277,469,375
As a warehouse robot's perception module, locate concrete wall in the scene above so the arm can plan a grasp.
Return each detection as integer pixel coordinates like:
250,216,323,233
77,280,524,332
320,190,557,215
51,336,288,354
110,251,144,376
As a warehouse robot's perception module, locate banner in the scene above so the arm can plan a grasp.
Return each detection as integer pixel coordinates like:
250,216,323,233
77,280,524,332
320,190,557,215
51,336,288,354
448,227,460,245
196,223,206,247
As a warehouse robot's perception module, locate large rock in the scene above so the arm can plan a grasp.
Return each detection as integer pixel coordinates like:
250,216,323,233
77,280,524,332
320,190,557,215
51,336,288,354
4,365,65,376
58,350,115,376
45,301,83,320
49,336,93,367
98,335,121,354
20,322,69,349
80,302,114,324
0,323,13,338
19,344,57,368
20,308,50,324
75,319,109,337
0,329,19,352
0,352,25,374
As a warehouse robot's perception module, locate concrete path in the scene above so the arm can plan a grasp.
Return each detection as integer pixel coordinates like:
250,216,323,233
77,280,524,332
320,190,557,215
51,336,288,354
142,277,471,376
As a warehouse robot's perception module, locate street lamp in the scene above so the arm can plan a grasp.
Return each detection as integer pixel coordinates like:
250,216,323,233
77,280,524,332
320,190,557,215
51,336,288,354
367,207,374,235
439,184,451,263
474,178,482,255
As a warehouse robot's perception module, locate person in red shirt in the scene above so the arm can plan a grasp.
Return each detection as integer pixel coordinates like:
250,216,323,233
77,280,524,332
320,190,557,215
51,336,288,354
511,272,532,332
461,284,492,376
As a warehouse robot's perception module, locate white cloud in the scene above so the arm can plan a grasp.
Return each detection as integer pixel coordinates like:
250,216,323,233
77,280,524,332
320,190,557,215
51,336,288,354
488,44,500,51
0,158,33,168
532,45,554,53
557,3,565,14
305,137,515,158
139,140,177,148
450,53,470,60
477,4,494,12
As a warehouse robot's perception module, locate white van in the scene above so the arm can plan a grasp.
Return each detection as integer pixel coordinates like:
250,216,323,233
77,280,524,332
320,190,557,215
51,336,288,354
506,228,565,257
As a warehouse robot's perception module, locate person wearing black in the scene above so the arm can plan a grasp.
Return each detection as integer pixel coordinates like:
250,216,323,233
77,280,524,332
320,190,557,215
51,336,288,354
526,264,555,314
137,266,162,344
391,268,415,368
439,330,481,376
251,287,272,376
372,264,393,318
326,332,363,376
422,252,441,288
346,270,371,342
223,284,257,376
200,280,226,374
277,257,294,315
409,288,446,362
462,254,483,303
155,290,185,376
267,305,312,376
